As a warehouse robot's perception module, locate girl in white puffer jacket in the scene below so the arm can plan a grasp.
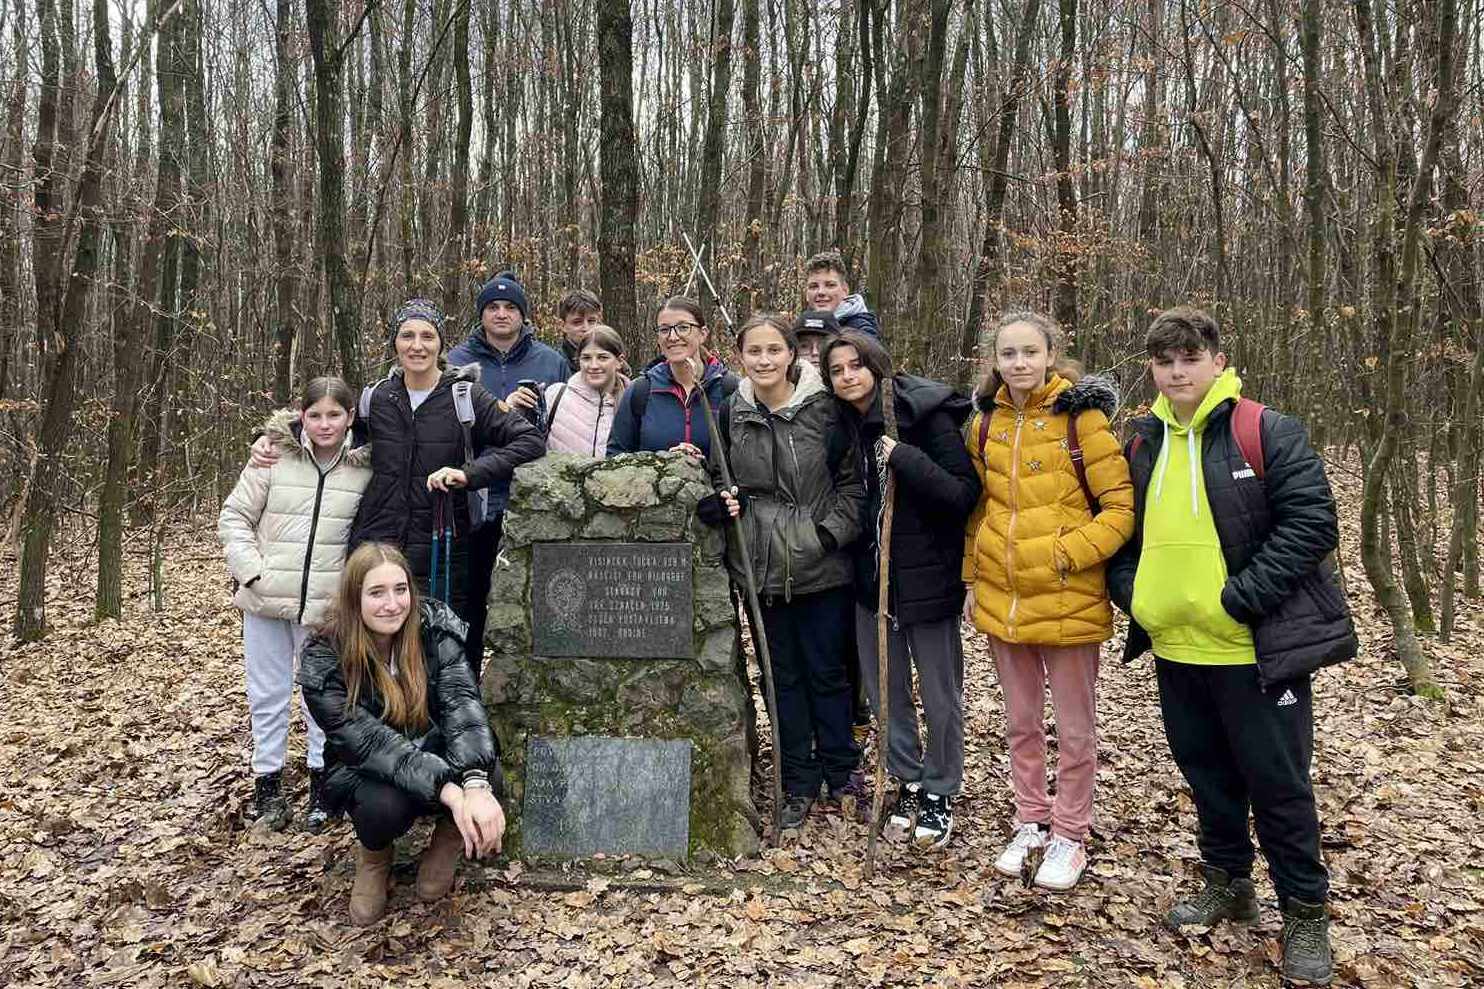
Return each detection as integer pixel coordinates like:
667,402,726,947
544,325,629,456
218,377,372,833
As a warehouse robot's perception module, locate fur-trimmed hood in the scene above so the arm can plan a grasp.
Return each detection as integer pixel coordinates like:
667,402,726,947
262,407,372,469
975,372,1119,419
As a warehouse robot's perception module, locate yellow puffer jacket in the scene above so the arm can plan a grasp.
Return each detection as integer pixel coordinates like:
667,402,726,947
963,374,1135,644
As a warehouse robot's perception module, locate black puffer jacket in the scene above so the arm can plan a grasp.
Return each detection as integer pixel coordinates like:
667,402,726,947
713,361,865,600
842,374,980,626
350,364,544,614
298,600,502,811
1107,400,1357,684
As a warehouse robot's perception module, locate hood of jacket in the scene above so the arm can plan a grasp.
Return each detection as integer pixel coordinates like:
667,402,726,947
1147,368,1243,509
854,373,973,433
735,358,828,417
646,353,730,391
835,293,869,321
264,407,371,469
975,372,1118,417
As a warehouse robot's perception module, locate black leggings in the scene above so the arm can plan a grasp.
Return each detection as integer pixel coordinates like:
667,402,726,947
345,776,441,850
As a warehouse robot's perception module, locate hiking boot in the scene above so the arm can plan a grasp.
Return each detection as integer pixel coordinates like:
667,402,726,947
1165,865,1260,929
1034,834,1087,891
826,770,870,821
780,792,814,830
885,782,921,841
994,822,1046,878
415,816,465,901
251,771,291,832
304,768,330,834
349,844,394,926
913,792,953,850
1281,898,1334,985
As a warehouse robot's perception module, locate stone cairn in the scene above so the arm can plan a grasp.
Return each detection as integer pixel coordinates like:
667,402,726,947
482,451,760,859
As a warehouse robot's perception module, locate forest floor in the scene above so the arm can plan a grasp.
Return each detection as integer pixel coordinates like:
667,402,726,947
2,475,1483,988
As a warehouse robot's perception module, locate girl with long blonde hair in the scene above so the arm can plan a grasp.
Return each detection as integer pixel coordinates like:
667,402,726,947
299,543,505,926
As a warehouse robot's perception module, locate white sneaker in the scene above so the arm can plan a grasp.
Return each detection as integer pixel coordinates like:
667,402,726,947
1034,835,1087,891
994,822,1046,877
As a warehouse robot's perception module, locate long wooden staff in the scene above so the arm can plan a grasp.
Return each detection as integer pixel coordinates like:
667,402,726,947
865,376,899,876
692,373,785,838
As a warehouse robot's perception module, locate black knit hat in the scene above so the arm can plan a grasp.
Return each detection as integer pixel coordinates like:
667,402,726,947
389,297,447,348
793,309,842,340
476,271,530,320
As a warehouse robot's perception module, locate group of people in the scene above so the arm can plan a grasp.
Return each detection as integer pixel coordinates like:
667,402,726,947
217,250,1355,985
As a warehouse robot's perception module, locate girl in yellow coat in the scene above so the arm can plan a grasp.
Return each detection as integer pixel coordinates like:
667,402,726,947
964,311,1134,890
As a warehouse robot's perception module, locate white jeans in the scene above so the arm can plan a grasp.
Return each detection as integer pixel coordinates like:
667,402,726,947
242,612,325,773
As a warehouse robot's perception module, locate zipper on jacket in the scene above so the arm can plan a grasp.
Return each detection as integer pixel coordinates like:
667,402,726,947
297,464,331,625
1005,410,1027,635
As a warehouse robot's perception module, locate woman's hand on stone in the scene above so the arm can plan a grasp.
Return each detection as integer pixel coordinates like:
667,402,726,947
427,467,468,491
671,442,703,460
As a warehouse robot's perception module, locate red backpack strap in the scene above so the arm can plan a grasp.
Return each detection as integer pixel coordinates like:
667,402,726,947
977,410,990,459
1231,397,1267,479
1066,412,1098,512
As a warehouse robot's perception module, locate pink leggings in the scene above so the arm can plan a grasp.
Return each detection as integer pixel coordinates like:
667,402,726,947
989,637,1100,841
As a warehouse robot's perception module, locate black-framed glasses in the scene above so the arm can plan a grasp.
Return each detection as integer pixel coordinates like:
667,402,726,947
655,322,700,339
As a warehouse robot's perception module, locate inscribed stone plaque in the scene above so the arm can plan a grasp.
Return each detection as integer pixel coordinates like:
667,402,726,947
531,542,693,658
522,736,692,859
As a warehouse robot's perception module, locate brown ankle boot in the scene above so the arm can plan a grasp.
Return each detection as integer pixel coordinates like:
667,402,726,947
349,844,394,926
415,817,464,902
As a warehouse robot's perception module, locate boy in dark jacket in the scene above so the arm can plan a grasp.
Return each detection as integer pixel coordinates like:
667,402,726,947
1107,307,1357,986
803,251,880,338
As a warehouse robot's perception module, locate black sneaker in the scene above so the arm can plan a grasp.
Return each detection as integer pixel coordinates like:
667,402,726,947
252,771,291,832
780,792,814,830
1165,864,1260,929
305,767,330,834
1280,898,1334,985
913,792,953,850
885,782,921,840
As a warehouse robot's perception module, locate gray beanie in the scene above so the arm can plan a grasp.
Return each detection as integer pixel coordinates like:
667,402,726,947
389,298,447,349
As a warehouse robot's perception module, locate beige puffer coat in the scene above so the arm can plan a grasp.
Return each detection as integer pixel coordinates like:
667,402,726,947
218,410,372,626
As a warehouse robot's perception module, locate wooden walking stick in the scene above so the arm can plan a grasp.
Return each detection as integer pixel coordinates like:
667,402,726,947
692,368,785,838
865,376,899,877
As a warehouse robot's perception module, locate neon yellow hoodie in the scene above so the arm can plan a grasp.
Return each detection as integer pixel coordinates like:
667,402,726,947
1130,369,1256,665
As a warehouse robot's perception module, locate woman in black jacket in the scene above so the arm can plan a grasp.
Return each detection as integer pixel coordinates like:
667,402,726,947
299,542,504,926
821,331,981,850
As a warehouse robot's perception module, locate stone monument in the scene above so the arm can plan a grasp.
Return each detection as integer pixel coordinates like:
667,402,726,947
482,451,759,860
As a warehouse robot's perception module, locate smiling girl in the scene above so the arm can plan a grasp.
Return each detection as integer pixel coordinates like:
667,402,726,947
699,313,865,830
298,543,505,926
544,325,629,455
963,311,1134,890
220,376,373,833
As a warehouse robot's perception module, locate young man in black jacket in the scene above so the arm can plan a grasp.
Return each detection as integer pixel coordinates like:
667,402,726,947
1107,307,1357,986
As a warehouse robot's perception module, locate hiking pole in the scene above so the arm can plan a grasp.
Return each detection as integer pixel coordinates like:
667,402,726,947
865,376,899,877
691,362,784,839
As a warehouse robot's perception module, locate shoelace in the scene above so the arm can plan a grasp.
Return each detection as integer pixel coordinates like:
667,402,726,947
1284,915,1325,953
1008,825,1042,854
1187,883,1234,917
1044,837,1080,865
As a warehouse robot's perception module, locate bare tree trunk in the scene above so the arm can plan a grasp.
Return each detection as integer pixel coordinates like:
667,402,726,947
15,0,118,640
270,0,298,403
596,0,639,352
736,0,764,320
442,0,472,316
831,0,872,257
307,0,363,386
909,0,953,342
1355,0,1456,697
959,0,1041,383
694,0,735,321
1051,0,1078,328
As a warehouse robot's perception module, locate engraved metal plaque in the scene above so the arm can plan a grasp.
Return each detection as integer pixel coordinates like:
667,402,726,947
522,735,692,859
531,542,693,658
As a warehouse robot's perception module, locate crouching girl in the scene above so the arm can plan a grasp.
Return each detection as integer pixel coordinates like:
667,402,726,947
298,542,505,926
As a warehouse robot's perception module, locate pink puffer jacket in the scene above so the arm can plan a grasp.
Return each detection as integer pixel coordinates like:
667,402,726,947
545,374,624,456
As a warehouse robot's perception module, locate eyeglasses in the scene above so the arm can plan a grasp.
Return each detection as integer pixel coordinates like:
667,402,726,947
655,322,700,339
